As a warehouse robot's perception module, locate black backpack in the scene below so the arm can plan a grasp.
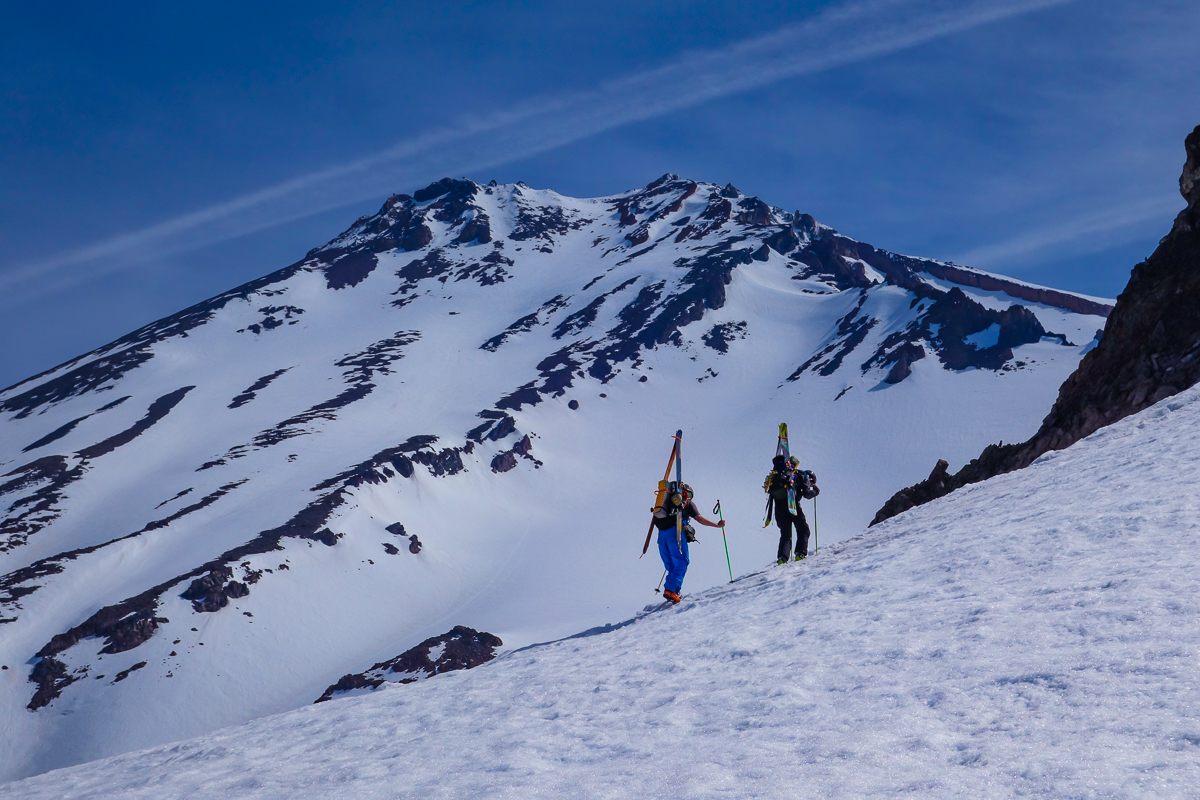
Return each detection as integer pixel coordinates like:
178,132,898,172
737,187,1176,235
796,469,819,499
765,469,793,502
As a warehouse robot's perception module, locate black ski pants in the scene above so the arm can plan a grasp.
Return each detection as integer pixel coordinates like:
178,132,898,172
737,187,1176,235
775,506,810,561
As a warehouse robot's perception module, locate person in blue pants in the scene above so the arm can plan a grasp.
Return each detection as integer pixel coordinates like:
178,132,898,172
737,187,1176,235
652,483,725,604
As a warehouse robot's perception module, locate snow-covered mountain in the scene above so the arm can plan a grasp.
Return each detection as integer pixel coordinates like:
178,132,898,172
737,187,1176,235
0,175,1109,781
7,353,1199,800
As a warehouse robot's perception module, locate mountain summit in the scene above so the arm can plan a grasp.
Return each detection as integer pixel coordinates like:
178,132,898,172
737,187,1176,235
0,174,1107,780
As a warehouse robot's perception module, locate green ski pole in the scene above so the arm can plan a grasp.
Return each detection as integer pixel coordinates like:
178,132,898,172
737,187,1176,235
714,500,733,583
812,496,818,556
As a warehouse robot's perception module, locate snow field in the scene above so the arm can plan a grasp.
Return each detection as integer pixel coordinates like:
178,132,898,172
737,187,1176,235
8,382,1200,799
0,179,1114,781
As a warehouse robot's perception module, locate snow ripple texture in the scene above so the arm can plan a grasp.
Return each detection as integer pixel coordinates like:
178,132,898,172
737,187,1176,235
7,384,1200,798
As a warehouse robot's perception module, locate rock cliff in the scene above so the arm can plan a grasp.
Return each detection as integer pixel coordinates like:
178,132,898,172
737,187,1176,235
873,124,1200,526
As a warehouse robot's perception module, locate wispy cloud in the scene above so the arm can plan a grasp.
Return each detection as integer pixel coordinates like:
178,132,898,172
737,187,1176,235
1,0,1078,304
953,194,1181,275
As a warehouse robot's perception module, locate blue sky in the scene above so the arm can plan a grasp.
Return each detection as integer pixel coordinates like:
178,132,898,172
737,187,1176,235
2,0,1198,389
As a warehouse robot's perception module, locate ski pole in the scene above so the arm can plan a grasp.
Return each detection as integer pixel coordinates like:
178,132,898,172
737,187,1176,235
713,500,733,583
813,496,818,556
654,570,666,594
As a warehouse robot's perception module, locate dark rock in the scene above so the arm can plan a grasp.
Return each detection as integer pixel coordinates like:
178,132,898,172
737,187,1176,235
313,528,339,547
309,435,437,492
568,399,580,410
321,251,379,290
248,382,376,450
764,226,800,255
785,218,1112,317
385,522,407,537
224,581,250,600
409,535,422,554
855,287,1048,378
491,451,518,473
702,321,749,354
382,542,399,555
112,661,148,683
390,455,414,478
486,414,517,441
229,368,290,409
553,277,638,340
410,448,464,476
100,612,167,654
400,224,433,252
735,197,772,226
512,434,533,456
873,460,950,524
21,395,128,452
314,672,386,701
883,342,926,384
27,657,76,710
77,386,195,460
510,203,581,242
315,625,501,703
872,124,1200,526
625,225,651,246
456,213,492,244
1,455,88,552
179,569,231,598
412,178,459,203
789,293,877,379
181,567,235,613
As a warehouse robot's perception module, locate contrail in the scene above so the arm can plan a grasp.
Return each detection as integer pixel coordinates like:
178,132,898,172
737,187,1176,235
1,0,1078,303
953,195,1181,275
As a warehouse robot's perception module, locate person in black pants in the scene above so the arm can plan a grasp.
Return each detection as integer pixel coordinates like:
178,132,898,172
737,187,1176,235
764,455,818,563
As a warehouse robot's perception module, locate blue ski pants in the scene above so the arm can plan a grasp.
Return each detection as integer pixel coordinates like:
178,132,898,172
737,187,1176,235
658,529,690,594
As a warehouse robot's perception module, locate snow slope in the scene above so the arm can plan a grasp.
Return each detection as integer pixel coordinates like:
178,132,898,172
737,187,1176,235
6,360,1200,799
0,176,1110,780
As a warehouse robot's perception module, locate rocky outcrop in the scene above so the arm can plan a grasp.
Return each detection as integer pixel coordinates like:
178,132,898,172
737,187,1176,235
180,567,249,613
491,451,518,473
314,626,502,703
873,125,1200,525
27,657,76,710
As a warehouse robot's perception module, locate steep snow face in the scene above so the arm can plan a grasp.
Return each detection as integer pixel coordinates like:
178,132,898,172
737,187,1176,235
0,175,1108,781
6,359,1199,800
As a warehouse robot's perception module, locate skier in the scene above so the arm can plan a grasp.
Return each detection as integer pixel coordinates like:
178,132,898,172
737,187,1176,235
764,455,819,563
653,483,725,604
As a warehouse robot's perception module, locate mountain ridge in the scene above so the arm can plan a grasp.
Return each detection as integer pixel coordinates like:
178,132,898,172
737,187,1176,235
872,123,1200,525
0,173,1107,781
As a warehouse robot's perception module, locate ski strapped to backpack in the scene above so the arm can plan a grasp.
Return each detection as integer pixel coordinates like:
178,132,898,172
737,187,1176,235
763,422,796,526
763,422,820,526
641,430,683,558
673,430,684,552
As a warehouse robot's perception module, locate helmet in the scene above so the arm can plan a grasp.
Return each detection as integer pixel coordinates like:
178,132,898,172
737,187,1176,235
680,483,694,498
789,455,800,467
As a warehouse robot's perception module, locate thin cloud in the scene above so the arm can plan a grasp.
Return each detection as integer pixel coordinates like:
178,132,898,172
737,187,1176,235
953,195,1181,275
1,0,1079,304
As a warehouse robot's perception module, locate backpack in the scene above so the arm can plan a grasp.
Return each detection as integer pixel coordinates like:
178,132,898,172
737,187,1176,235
653,482,694,532
763,469,793,502
796,469,819,499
